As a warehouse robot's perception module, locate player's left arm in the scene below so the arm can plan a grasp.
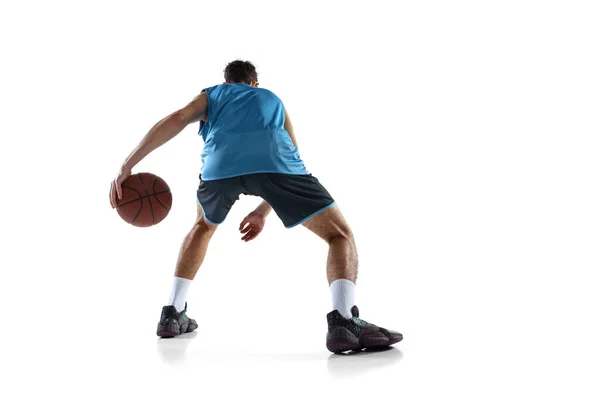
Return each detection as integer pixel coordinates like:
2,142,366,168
109,92,208,208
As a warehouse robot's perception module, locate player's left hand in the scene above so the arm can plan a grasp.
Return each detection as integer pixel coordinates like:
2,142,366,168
239,211,266,242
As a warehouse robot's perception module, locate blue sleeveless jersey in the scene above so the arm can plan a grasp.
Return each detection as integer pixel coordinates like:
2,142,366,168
198,83,308,181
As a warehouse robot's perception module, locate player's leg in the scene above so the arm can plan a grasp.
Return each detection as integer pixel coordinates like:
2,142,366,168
158,176,241,338
167,202,218,308
301,204,402,353
157,204,218,338
301,204,358,321
244,173,403,352
173,202,218,280
244,173,357,318
301,204,358,285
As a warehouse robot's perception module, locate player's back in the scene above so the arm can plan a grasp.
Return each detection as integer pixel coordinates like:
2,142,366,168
199,83,307,181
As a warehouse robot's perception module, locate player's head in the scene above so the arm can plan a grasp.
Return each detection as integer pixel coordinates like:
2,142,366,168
224,60,259,87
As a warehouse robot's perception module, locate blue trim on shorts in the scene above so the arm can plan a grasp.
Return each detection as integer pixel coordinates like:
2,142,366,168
196,196,223,225
200,170,311,181
285,201,337,228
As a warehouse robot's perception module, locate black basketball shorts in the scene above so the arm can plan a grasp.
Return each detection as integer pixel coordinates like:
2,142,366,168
196,173,335,227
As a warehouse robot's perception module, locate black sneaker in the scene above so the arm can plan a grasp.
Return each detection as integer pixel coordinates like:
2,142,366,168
326,305,403,353
156,303,198,338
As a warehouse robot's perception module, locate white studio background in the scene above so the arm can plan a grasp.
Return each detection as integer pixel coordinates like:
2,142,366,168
1,0,599,399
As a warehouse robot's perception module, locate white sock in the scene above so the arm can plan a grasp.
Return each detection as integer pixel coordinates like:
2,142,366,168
168,276,192,312
330,279,355,319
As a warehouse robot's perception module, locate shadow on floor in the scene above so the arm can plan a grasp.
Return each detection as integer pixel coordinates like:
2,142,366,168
156,331,403,376
327,346,404,378
156,331,198,364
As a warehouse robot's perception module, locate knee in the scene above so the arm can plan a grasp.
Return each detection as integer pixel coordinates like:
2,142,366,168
325,224,354,245
192,216,217,236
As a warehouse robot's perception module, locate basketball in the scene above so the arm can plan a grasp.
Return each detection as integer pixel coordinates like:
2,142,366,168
115,172,172,227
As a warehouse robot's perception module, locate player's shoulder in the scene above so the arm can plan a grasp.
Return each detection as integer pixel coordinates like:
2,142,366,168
201,84,281,102
256,86,277,95
202,83,258,94
202,83,222,94
254,87,282,103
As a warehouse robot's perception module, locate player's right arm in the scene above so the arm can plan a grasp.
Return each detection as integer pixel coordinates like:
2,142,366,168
109,92,208,208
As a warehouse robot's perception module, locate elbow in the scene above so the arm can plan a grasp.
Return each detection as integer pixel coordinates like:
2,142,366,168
171,110,190,126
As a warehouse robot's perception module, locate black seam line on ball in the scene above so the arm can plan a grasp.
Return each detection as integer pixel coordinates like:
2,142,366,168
122,185,144,224
115,190,171,208
138,174,155,225
152,178,170,210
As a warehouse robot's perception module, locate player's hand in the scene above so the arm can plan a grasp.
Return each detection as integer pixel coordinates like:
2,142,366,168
239,211,267,242
109,166,132,208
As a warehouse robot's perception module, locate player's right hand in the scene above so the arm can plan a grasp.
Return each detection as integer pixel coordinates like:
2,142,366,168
109,166,132,208
239,211,267,242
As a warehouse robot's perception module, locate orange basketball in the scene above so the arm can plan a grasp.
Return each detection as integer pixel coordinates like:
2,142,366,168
115,172,172,227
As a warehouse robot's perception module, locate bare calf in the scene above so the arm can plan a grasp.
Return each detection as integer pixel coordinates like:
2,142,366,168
302,205,358,284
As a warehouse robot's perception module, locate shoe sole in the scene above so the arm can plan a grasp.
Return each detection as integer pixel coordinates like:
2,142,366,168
386,336,403,346
157,321,198,338
327,327,360,353
157,329,179,338
327,327,403,353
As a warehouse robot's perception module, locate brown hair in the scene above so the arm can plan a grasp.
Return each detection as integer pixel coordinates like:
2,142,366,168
224,60,258,84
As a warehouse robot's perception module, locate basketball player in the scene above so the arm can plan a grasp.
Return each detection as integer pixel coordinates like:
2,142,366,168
109,60,402,353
